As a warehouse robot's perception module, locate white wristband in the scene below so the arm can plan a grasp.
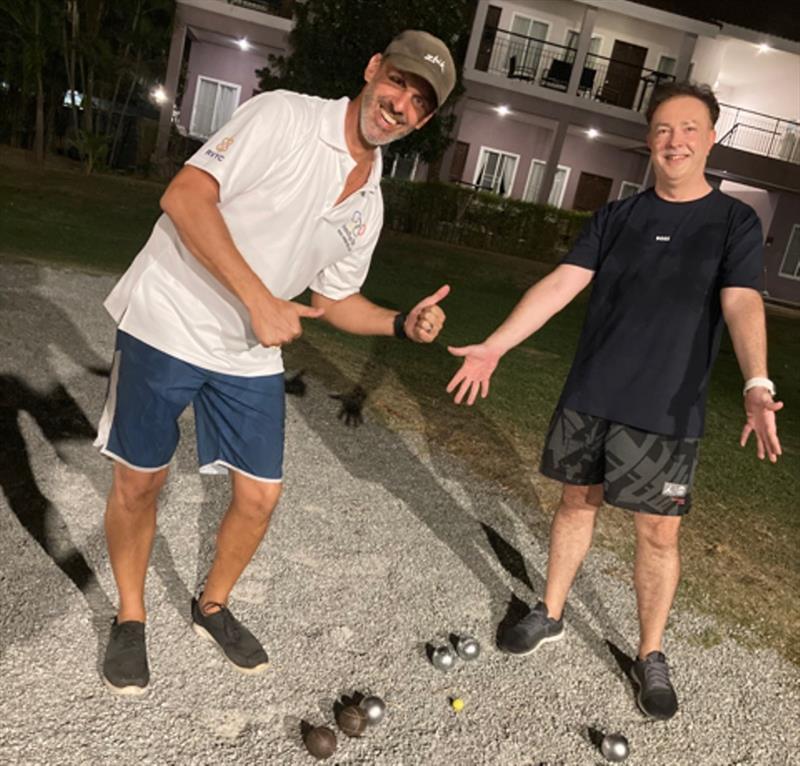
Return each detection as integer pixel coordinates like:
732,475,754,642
743,377,775,396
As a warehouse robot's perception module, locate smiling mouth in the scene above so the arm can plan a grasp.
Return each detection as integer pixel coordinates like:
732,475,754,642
378,105,402,128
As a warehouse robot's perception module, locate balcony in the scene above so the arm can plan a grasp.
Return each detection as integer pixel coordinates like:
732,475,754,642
225,0,293,19
475,27,675,115
717,105,800,164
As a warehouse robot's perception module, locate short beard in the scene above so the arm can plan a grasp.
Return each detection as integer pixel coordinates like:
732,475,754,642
359,87,412,147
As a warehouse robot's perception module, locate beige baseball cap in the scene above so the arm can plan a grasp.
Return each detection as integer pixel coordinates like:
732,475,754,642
382,30,456,109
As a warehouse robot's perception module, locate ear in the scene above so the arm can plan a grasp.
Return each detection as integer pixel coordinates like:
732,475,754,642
364,53,383,84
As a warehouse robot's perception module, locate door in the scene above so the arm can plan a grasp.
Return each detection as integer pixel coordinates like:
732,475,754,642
475,5,501,71
573,172,613,211
509,15,549,79
449,141,469,182
601,40,647,108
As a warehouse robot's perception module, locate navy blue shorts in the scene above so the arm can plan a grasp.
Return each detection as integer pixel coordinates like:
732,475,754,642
94,331,285,482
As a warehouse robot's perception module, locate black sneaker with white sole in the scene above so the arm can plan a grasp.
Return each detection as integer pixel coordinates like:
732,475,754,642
497,600,564,655
191,597,269,675
631,650,679,720
103,618,149,695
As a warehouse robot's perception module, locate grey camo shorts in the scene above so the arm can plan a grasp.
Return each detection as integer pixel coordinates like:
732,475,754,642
540,408,700,516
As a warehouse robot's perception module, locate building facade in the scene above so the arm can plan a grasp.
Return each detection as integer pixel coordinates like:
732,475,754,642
155,0,800,305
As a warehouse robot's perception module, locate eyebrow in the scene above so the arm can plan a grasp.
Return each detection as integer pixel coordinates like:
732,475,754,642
653,120,700,128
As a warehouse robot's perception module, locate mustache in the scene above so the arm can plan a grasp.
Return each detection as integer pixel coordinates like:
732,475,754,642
376,99,407,126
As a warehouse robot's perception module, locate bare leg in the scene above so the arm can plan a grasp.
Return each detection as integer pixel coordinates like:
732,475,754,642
200,471,282,610
634,513,682,658
104,462,168,623
542,483,603,619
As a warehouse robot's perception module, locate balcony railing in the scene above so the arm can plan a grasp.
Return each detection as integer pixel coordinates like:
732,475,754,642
717,104,800,164
475,27,675,114
226,0,293,19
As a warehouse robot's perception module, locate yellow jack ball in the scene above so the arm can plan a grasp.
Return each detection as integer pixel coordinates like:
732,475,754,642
450,697,465,713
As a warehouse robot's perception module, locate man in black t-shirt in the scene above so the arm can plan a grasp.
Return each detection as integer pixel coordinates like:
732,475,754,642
446,82,783,720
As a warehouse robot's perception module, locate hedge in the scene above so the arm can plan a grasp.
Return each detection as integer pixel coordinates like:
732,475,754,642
380,178,590,263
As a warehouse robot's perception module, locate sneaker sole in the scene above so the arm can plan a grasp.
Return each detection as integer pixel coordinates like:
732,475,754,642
630,665,677,721
103,677,148,696
192,622,269,675
502,628,565,656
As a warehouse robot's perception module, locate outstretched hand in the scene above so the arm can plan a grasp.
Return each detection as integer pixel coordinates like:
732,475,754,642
446,343,502,405
740,388,783,462
404,285,449,343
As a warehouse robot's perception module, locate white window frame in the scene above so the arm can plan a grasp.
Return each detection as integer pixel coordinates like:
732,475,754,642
657,54,677,75
189,75,242,140
778,223,800,280
508,13,551,75
618,181,643,199
388,152,420,181
473,146,520,197
524,159,571,207
564,30,603,57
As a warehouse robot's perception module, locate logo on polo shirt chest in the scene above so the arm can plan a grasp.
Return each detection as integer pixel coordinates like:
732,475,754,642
205,136,235,162
337,210,368,251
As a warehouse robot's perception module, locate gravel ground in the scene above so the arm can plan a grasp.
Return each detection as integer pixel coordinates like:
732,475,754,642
1,260,798,766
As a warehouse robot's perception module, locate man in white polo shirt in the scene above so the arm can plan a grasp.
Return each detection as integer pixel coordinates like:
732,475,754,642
95,30,456,695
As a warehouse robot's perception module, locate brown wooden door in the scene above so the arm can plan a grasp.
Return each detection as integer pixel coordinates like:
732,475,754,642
601,40,647,108
448,141,469,182
475,5,501,71
573,172,613,211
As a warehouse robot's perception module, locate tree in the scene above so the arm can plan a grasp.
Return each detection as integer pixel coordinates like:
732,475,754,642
256,0,474,164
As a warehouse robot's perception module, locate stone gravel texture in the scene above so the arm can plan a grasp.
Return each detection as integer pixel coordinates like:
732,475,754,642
1,261,798,765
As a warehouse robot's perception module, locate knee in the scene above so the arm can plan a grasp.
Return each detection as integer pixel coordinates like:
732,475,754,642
232,479,282,525
557,483,603,520
111,464,166,510
636,516,681,553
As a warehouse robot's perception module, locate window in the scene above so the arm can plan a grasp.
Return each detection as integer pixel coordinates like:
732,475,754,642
189,76,241,139
778,224,800,279
524,160,570,207
657,55,677,76
386,153,419,181
474,147,519,196
564,30,602,65
618,181,642,199
508,14,549,77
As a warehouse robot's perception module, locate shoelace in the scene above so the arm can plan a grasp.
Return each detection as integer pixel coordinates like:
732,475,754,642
641,655,672,690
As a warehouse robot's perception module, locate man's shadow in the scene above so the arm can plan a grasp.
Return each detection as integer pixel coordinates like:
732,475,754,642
285,334,633,677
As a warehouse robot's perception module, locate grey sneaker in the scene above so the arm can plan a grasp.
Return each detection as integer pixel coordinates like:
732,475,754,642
103,618,149,695
631,650,679,720
191,597,269,675
498,601,564,655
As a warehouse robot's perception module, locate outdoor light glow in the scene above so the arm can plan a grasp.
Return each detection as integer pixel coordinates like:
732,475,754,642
237,38,251,51
495,105,511,117
586,128,600,139
757,43,772,54
152,85,168,104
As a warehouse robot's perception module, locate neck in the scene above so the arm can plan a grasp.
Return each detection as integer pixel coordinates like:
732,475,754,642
345,96,375,164
653,176,713,202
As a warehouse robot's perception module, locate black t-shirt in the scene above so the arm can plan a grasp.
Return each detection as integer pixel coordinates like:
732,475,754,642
559,187,763,438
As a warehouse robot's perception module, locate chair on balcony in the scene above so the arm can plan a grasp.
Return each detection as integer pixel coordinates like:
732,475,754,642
507,55,536,82
540,59,596,95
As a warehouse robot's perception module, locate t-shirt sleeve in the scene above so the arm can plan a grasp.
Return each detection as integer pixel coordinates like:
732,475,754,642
184,92,296,204
309,210,384,301
720,204,764,289
559,206,608,271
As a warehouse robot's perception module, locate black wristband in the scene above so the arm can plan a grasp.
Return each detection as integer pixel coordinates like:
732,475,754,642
393,312,408,340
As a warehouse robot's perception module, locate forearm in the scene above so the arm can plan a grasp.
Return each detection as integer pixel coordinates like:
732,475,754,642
485,264,593,355
721,287,768,380
311,291,396,335
160,170,272,310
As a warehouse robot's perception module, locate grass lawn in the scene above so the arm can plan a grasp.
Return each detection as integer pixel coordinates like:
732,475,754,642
2,147,798,664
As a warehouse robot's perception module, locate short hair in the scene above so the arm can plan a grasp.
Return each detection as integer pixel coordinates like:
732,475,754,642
646,81,720,126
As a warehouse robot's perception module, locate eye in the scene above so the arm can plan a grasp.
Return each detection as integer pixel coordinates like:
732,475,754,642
389,73,403,86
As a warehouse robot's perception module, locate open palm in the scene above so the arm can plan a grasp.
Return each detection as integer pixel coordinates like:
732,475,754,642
446,343,501,405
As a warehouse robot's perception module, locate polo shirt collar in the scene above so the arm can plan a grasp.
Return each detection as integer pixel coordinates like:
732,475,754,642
320,97,382,191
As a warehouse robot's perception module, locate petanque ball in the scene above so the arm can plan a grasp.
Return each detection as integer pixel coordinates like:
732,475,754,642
304,726,337,760
455,635,481,661
600,732,630,762
431,645,457,671
362,695,386,725
336,704,368,737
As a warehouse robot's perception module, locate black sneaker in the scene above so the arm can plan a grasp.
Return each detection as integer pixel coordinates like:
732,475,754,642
631,650,679,720
103,618,149,695
497,601,564,655
191,597,269,675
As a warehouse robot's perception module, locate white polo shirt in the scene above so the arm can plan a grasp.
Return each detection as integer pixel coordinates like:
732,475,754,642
103,91,383,376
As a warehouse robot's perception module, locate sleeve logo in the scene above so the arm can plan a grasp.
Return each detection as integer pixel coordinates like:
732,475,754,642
205,136,235,161
337,210,368,251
